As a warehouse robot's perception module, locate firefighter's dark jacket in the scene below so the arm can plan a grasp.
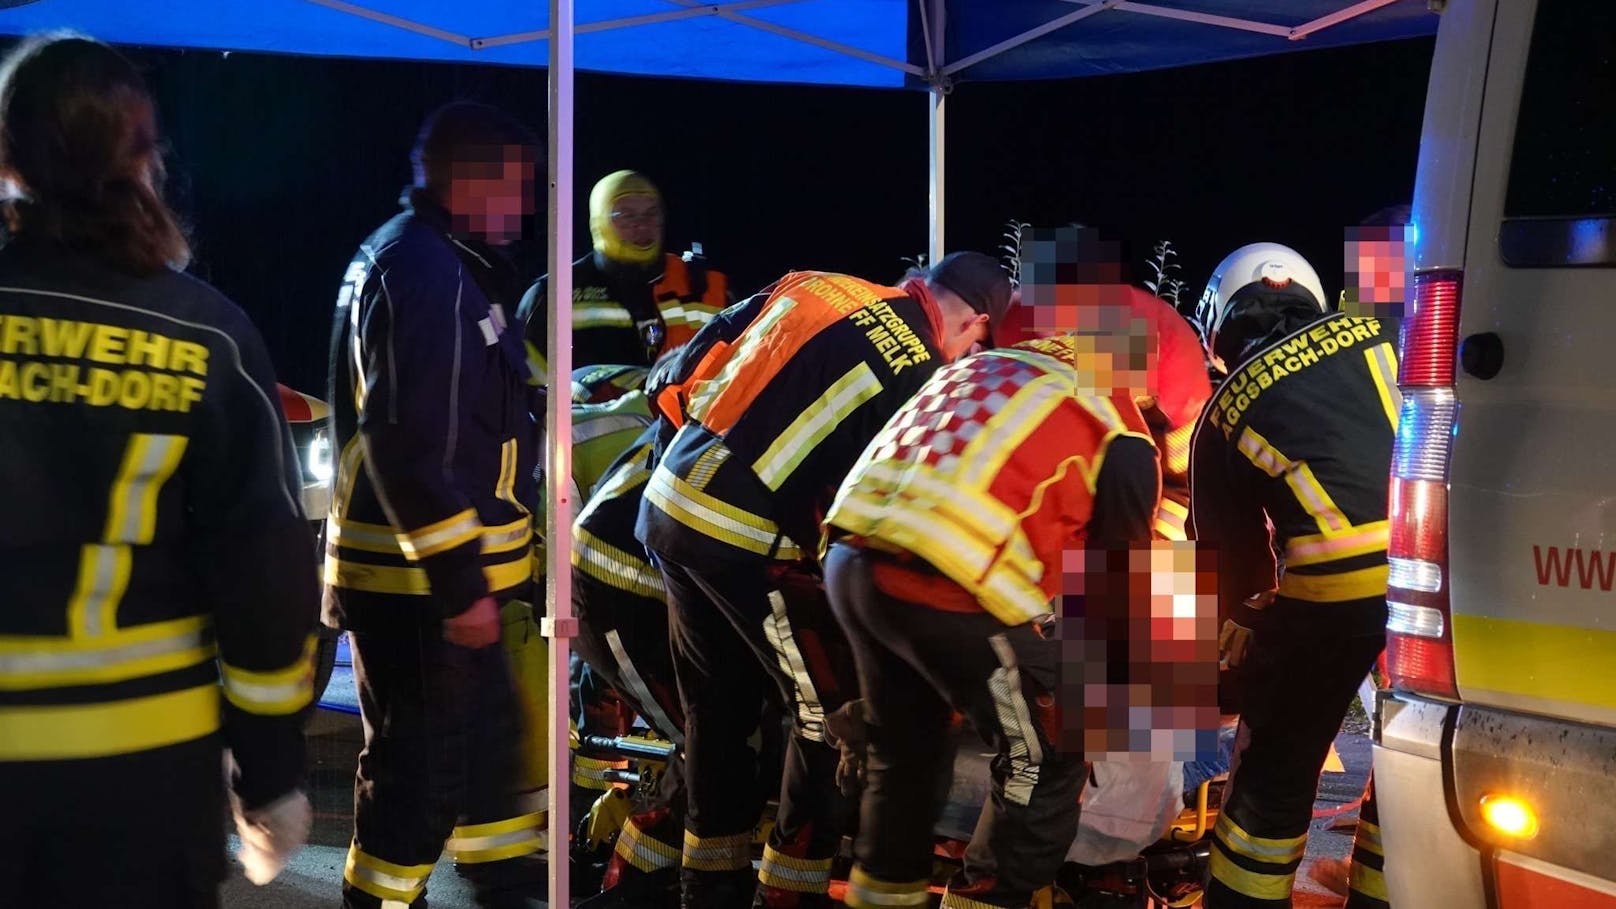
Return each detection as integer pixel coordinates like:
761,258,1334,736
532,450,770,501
636,272,945,566
518,251,730,385
325,189,538,629
1190,312,1400,617
0,238,318,809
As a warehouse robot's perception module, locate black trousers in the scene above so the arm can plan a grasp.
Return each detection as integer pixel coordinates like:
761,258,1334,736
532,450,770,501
0,735,226,909
344,622,543,909
654,552,858,909
1205,596,1387,909
825,544,1085,909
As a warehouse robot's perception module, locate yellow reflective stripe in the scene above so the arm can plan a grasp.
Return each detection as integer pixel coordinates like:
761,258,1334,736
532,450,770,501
103,433,188,545
65,543,132,639
644,468,802,560
446,812,545,863
1162,420,1195,477
1288,462,1349,534
615,817,681,872
1235,425,1290,478
331,435,364,519
857,460,1018,540
1214,813,1307,864
1349,862,1389,902
1452,614,1616,712
1278,564,1389,602
343,845,433,903
1364,342,1402,430
1154,498,1189,541
398,508,483,560
1235,426,1350,534
1284,521,1389,567
759,845,833,893
605,630,682,745
958,375,1067,488
572,527,665,599
1210,845,1295,901
1355,819,1383,857
686,296,798,423
220,634,317,716
495,438,521,513
572,754,627,790
324,552,530,596
332,516,529,556
575,304,635,329
753,361,883,490
0,683,219,760
940,892,1005,909
681,830,753,872
0,616,215,691
844,866,931,908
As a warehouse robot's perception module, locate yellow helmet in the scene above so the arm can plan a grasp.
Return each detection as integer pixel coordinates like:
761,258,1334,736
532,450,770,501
589,170,663,267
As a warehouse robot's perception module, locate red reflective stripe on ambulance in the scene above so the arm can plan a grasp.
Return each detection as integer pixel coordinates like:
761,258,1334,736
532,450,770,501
1496,852,1616,909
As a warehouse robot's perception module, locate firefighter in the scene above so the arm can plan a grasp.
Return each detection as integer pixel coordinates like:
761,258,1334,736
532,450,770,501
636,254,1014,908
1189,243,1395,909
822,275,1206,909
0,34,316,907
518,170,732,385
324,102,545,909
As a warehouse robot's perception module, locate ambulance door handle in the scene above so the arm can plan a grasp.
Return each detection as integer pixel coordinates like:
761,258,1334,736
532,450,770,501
1459,332,1504,380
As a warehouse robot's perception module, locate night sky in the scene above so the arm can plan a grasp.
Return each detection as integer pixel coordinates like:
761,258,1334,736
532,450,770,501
116,34,1433,396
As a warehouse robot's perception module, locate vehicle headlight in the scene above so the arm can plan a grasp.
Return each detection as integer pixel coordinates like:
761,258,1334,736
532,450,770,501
307,429,334,483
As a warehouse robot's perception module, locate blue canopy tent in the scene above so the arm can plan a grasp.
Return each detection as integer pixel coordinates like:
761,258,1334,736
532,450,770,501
0,1,1437,899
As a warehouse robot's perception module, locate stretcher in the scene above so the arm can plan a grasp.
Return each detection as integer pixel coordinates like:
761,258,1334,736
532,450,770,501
572,721,1235,909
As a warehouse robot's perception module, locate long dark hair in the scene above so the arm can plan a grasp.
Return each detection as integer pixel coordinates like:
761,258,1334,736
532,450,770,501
0,33,189,275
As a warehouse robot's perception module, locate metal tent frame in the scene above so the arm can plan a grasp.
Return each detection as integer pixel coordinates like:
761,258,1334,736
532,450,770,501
285,1,1410,899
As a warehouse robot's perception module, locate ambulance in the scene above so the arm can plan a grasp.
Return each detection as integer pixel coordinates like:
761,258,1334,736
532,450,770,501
1374,0,1616,904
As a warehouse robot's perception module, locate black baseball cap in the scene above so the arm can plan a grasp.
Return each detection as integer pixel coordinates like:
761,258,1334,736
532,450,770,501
926,251,1015,347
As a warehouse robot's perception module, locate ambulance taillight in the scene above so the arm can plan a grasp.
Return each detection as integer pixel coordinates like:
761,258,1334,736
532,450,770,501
1386,270,1462,699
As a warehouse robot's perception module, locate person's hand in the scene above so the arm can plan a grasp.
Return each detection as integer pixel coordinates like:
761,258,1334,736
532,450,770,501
1219,590,1275,669
824,700,869,798
231,789,313,885
444,596,501,648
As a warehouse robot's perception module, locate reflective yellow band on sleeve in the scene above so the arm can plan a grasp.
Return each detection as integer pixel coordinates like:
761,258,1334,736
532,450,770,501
221,634,317,716
343,844,433,903
0,683,220,760
1277,564,1389,602
574,305,635,329
103,433,188,546
398,508,483,560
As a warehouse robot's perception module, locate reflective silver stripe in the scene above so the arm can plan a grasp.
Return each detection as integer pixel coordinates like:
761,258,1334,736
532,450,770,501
606,630,682,745
483,521,530,550
328,521,397,549
75,544,127,637
345,859,429,896
646,469,779,547
575,305,634,328
575,528,665,599
398,511,481,559
221,674,310,709
845,883,930,906
0,624,209,675
107,434,187,544
988,634,1042,807
753,361,883,490
446,827,542,857
575,413,653,447
763,590,826,743
686,297,796,420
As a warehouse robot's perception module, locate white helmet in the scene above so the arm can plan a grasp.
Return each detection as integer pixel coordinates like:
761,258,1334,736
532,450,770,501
1193,242,1327,361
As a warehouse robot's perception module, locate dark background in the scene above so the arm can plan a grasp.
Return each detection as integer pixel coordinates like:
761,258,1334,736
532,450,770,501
115,36,1433,395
